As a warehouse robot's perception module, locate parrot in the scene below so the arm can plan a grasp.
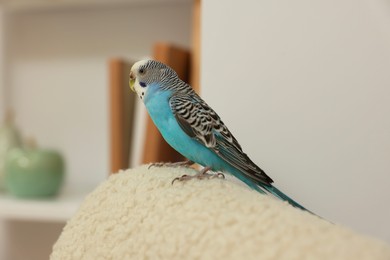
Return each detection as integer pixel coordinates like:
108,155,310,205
129,59,309,211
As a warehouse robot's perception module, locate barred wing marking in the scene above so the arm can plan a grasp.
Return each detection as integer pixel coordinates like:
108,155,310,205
169,94,273,185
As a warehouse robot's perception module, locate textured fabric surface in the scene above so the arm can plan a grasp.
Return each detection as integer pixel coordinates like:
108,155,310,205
51,165,390,260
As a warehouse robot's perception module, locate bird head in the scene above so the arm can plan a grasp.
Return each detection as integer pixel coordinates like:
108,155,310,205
129,59,176,101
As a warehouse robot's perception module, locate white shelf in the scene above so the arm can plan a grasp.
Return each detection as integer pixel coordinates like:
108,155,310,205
0,185,94,222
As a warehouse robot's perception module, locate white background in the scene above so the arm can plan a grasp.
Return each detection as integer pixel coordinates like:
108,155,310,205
201,0,390,242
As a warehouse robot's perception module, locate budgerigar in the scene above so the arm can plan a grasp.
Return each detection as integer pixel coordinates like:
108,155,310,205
129,59,308,211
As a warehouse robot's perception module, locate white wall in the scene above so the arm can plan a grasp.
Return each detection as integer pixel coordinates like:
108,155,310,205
6,3,192,187
201,0,390,242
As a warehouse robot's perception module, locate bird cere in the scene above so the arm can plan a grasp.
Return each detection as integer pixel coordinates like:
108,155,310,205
129,60,310,212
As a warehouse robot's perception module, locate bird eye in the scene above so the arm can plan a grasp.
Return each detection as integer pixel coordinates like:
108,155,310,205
139,68,145,75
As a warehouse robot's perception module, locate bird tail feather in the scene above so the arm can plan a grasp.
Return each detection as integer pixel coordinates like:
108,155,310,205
228,166,315,214
262,185,309,212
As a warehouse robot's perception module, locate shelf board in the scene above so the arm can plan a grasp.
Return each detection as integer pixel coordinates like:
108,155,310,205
0,185,94,222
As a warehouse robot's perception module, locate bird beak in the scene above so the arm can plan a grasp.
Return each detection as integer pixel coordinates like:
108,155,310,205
129,71,135,92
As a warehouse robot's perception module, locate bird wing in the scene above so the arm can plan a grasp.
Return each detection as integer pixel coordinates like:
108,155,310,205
169,94,273,185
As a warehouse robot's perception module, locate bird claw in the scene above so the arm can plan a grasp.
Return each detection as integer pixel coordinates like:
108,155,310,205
171,167,225,185
216,172,225,179
171,175,190,185
148,160,194,170
148,162,163,169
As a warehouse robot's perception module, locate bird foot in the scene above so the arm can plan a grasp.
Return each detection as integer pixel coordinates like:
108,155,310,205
171,167,225,185
148,160,194,170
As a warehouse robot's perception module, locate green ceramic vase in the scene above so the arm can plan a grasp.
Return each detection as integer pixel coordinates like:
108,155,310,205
5,143,65,198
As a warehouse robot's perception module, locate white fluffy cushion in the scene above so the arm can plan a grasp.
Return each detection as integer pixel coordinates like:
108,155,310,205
51,165,390,260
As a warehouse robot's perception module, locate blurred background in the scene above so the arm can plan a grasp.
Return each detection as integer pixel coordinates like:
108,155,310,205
0,0,390,259
0,0,193,259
